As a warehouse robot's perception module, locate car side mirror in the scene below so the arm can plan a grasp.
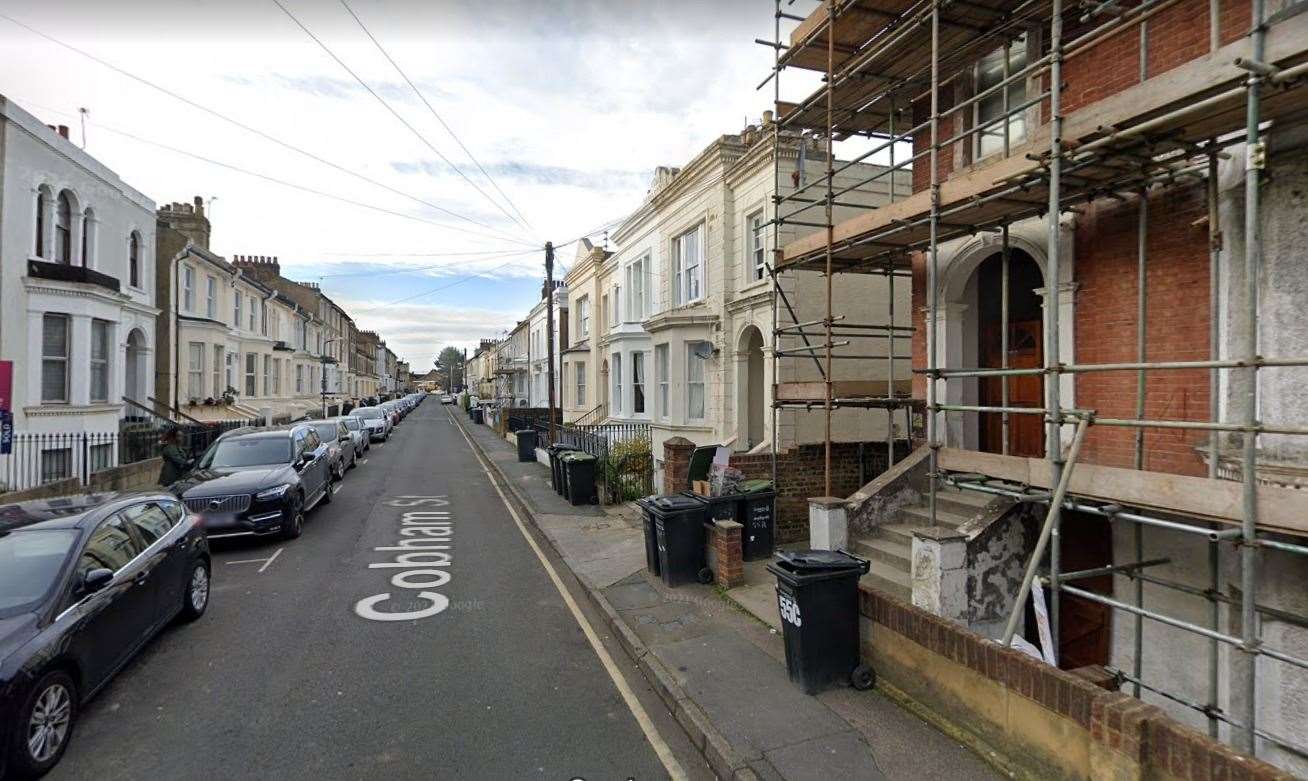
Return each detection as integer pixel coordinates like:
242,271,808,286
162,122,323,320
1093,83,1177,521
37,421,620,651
81,568,114,595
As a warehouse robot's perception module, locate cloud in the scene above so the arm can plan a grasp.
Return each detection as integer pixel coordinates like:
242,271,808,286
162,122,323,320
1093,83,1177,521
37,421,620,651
221,72,451,104
338,300,521,363
389,159,648,191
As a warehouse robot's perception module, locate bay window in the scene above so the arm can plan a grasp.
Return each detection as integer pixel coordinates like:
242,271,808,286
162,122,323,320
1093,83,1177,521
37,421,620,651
90,319,110,403
40,314,69,403
687,342,707,420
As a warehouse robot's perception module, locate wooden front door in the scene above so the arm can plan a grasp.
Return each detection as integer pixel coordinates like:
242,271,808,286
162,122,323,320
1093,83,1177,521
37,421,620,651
979,319,1044,457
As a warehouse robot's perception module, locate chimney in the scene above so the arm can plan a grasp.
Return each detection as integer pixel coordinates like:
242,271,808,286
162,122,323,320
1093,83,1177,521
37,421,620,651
57,125,70,139
763,110,774,126
193,196,205,218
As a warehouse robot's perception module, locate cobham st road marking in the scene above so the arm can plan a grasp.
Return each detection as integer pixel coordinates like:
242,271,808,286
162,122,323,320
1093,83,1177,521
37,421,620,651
354,496,454,622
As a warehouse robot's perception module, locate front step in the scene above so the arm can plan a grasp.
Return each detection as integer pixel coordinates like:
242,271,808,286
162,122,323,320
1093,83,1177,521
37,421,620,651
851,536,910,570
860,567,910,601
898,504,972,529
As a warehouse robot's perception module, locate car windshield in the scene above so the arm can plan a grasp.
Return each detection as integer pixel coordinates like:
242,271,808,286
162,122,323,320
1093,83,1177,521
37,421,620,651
339,417,361,431
0,529,78,616
353,408,384,420
202,437,292,468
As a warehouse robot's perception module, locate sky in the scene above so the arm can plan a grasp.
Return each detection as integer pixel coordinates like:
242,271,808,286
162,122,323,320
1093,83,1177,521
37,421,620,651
0,0,809,370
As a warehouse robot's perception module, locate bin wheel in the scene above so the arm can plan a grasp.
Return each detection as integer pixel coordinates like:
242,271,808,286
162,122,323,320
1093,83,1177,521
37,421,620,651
697,567,715,585
850,664,876,691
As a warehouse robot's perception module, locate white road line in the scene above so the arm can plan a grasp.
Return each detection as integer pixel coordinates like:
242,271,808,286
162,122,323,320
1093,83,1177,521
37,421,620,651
449,410,687,781
356,458,369,465
258,547,283,573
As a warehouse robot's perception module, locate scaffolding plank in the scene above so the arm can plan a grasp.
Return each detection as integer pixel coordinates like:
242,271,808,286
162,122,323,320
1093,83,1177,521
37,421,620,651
774,379,913,401
780,10,1308,270
937,448,1308,538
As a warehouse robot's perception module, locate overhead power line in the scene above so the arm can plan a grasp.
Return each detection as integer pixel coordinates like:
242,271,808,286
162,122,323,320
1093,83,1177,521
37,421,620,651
338,0,536,236
271,0,537,242
0,10,536,249
345,254,540,313
318,248,537,278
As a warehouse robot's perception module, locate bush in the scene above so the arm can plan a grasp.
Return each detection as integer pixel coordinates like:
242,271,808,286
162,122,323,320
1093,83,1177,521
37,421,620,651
600,438,653,503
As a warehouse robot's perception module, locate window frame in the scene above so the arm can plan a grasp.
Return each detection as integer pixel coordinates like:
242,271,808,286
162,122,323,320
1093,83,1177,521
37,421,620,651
747,209,766,283
612,353,623,415
55,191,73,265
213,346,225,397
655,344,669,420
672,224,704,305
128,232,141,288
206,275,217,319
90,319,111,403
575,362,586,407
686,342,707,421
631,351,645,415
187,342,205,400
182,265,196,312
41,313,70,404
973,33,1030,161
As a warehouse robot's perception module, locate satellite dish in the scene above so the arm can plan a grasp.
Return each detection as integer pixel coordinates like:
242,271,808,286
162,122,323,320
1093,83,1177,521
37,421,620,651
691,342,715,360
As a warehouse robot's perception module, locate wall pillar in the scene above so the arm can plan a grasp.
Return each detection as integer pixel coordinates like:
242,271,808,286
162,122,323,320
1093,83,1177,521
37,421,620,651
708,519,744,588
662,436,694,495
911,526,968,622
808,496,848,550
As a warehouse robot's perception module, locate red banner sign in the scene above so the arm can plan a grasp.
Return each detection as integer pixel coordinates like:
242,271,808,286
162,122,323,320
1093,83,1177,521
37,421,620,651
0,360,11,412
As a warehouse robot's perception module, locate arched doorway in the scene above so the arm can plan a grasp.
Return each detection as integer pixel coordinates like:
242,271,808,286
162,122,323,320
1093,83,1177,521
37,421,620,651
974,249,1044,457
124,328,147,404
737,326,766,449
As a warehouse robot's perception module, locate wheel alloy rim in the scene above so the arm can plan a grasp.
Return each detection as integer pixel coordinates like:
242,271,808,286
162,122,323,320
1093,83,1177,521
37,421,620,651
294,511,304,532
27,683,71,763
190,565,210,611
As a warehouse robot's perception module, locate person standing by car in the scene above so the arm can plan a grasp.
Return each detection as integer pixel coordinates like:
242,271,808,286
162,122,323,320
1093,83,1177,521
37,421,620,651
341,398,355,415
158,428,190,487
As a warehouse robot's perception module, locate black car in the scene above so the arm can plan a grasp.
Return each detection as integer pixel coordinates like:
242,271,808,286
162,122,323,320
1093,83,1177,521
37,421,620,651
0,492,209,778
171,424,333,541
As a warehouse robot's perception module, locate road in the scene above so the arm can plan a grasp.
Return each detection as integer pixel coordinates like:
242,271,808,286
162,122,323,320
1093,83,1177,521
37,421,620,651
51,400,701,780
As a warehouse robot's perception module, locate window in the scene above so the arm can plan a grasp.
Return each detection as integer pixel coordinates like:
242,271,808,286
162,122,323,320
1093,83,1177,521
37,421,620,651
673,225,703,305
976,34,1028,158
41,448,72,484
89,443,113,474
35,189,47,257
213,347,224,397
206,276,217,319
234,291,242,328
273,358,282,396
182,265,195,312
687,342,707,420
260,300,268,336
77,515,142,575
656,344,669,419
612,353,623,414
129,232,140,287
263,355,271,396
81,209,95,268
578,297,590,338
600,294,608,333
41,314,69,403
245,353,257,397
613,284,622,325
122,502,175,546
90,319,110,403
296,364,304,394
188,343,204,400
55,191,72,264
248,295,256,331
627,255,647,321
575,362,586,407
632,352,645,415
748,210,766,282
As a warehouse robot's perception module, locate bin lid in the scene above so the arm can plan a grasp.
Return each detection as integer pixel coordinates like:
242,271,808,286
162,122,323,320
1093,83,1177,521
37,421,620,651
685,444,722,483
650,494,703,511
737,479,774,494
515,429,536,435
567,452,597,463
774,549,867,572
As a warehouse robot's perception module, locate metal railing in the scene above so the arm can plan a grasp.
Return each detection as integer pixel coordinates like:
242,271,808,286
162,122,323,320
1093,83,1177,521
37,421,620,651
533,420,653,504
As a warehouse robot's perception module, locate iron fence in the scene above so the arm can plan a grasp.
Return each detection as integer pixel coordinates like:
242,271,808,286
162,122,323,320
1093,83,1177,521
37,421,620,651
534,421,653,504
1,419,251,496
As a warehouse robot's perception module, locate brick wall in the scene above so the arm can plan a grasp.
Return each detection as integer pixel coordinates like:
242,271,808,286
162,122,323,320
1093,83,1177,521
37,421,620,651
0,458,165,505
1073,184,1211,476
860,587,1294,781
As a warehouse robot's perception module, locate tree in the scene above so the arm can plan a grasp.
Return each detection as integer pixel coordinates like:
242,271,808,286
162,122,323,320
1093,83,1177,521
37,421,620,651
435,346,465,390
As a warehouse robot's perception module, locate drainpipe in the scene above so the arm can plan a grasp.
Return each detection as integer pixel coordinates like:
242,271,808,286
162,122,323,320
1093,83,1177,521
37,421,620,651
171,244,191,415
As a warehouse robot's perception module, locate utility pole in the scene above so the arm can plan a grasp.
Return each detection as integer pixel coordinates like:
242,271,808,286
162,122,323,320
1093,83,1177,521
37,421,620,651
545,241,557,444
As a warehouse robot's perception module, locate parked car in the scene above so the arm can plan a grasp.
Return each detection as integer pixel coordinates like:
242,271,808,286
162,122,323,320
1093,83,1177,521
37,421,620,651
350,407,391,442
171,424,333,541
440,394,454,405
308,419,356,481
0,492,209,778
337,415,369,455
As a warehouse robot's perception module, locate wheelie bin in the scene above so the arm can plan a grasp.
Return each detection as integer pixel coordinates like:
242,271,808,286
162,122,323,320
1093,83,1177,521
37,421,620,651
548,444,578,494
735,479,777,561
563,451,598,506
646,494,711,587
635,496,667,576
766,549,874,694
516,429,538,462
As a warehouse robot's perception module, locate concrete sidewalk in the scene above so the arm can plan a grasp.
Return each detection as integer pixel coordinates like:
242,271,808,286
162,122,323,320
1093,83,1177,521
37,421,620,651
455,412,1000,781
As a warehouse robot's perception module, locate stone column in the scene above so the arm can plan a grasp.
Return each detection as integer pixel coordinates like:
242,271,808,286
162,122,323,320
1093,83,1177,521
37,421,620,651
911,526,967,622
808,496,848,550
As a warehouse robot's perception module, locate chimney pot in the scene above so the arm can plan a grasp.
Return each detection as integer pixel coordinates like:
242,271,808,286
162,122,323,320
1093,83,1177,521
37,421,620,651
57,125,69,139
763,110,774,126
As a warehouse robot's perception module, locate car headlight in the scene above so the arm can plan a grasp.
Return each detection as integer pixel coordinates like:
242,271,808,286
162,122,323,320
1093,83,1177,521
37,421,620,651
256,484,293,501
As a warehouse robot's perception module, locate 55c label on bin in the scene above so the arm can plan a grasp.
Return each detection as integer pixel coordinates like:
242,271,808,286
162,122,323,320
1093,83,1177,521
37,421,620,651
778,594,802,627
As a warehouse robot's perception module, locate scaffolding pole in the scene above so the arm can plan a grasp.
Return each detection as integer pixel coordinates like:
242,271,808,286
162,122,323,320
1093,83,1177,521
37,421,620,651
1046,0,1066,649
926,0,941,525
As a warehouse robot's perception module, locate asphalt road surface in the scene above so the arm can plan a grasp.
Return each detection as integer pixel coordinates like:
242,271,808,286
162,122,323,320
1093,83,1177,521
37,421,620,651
51,400,703,780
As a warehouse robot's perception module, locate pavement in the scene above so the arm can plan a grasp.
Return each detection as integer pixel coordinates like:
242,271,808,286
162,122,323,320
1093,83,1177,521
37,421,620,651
454,411,1002,781
50,398,709,780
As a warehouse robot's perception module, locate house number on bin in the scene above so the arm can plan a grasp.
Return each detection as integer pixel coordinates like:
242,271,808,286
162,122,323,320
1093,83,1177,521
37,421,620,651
778,594,802,627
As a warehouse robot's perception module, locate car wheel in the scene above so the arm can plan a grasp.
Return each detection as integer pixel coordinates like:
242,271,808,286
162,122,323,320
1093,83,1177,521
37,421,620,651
11,670,77,777
178,559,211,622
348,451,357,471
281,496,304,540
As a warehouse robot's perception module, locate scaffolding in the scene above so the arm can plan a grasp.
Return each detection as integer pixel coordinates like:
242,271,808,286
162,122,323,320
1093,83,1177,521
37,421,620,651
765,0,1308,761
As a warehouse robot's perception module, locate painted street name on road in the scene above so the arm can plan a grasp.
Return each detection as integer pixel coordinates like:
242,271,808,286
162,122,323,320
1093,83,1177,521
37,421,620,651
354,496,455,622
